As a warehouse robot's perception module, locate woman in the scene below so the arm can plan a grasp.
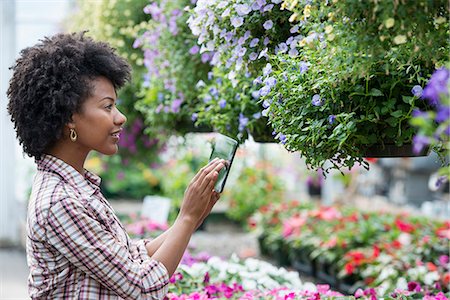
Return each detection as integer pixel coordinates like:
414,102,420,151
7,32,225,299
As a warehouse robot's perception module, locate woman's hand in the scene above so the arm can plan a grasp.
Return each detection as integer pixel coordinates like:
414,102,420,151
178,158,226,227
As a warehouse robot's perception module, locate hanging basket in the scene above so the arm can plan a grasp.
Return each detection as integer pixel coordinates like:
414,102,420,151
363,143,429,158
174,119,213,134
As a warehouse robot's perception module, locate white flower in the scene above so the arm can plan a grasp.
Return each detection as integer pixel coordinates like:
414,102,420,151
398,233,412,245
396,277,408,290
424,271,440,285
242,279,257,290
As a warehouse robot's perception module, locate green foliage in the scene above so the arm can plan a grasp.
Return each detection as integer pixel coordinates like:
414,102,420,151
262,0,449,171
224,164,284,224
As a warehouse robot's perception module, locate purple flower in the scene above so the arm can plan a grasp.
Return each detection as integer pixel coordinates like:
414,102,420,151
231,16,244,28
249,38,259,48
412,135,430,154
411,85,423,98
171,99,183,113
251,1,264,10
436,177,448,189
191,113,198,122
439,255,449,266
263,4,274,12
218,99,227,108
328,115,336,124
407,282,421,292
238,113,249,132
249,52,258,60
252,90,260,99
262,100,271,108
312,94,323,106
422,67,450,106
265,77,277,87
288,48,299,57
189,45,200,55
412,108,427,118
117,172,125,180
132,38,141,49
235,4,251,16
299,61,309,74
209,87,219,97
277,42,288,53
201,53,211,63
259,86,271,97
279,134,287,144
263,63,272,76
263,37,270,45
436,105,450,123
290,25,299,33
204,95,212,103
253,112,261,119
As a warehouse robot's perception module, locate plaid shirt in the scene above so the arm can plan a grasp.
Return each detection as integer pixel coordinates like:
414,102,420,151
26,154,169,299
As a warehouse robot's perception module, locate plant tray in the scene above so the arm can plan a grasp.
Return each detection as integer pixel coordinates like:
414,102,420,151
363,143,429,158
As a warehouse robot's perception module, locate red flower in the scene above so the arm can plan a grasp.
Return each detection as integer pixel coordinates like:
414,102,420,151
372,245,380,258
395,219,415,233
426,262,438,272
345,263,354,275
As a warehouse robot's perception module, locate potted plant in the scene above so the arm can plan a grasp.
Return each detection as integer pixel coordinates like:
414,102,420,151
258,0,449,171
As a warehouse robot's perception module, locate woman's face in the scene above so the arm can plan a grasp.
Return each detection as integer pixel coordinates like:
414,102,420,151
71,76,127,155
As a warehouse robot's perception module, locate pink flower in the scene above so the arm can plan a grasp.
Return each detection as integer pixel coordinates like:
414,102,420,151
354,288,364,298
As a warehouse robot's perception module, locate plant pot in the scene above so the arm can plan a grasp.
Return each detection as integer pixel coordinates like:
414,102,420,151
290,249,316,276
363,143,429,158
250,121,277,143
257,235,270,256
315,257,338,286
272,244,291,267
174,119,213,134
307,185,322,197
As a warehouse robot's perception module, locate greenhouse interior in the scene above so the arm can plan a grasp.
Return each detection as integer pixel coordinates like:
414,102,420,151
0,0,449,299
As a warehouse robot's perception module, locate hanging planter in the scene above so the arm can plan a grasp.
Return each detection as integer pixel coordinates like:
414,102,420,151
362,143,430,158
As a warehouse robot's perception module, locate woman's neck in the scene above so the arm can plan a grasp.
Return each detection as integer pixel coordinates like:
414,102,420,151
46,141,89,175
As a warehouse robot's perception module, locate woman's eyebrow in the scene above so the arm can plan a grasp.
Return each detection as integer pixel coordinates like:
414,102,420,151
99,96,115,102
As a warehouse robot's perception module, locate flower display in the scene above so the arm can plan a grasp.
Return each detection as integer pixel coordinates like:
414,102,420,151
259,0,449,171
134,0,212,137
411,66,450,182
250,200,450,294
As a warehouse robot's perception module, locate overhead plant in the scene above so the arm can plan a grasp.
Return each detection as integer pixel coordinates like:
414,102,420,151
259,0,449,171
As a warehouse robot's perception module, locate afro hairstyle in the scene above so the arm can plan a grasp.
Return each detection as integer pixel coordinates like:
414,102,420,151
7,31,131,161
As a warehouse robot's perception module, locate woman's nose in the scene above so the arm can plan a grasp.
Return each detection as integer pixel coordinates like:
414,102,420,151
115,108,127,126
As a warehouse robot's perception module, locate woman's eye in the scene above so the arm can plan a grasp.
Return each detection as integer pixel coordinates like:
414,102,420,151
105,104,113,110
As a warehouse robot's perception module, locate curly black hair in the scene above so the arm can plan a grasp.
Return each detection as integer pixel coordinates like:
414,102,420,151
7,32,131,161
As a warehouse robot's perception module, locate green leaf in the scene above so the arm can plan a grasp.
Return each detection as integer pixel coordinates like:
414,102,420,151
390,110,404,118
368,88,384,97
402,95,414,105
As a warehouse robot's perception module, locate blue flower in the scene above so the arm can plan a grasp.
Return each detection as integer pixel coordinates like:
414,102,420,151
259,86,271,97
231,17,244,28
436,105,450,123
235,4,251,16
252,90,260,99
253,112,261,119
191,113,198,122
422,67,450,106
299,61,309,74
249,52,258,61
263,63,272,76
249,38,259,48
328,115,336,125
312,94,323,106
262,100,271,108
412,135,430,154
263,20,274,30
265,77,277,88
238,113,249,132
218,99,227,109
411,85,423,98
279,134,287,144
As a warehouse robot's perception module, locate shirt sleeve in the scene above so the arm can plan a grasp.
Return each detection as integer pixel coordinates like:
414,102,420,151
45,197,169,299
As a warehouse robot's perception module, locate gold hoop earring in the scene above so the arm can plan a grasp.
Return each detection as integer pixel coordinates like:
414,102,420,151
70,128,77,142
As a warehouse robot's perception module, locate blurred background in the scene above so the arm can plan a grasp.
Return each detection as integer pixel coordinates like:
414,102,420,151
1,0,449,299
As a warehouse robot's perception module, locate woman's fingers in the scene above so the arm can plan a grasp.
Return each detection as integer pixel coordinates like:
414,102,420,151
199,162,226,193
190,158,221,184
